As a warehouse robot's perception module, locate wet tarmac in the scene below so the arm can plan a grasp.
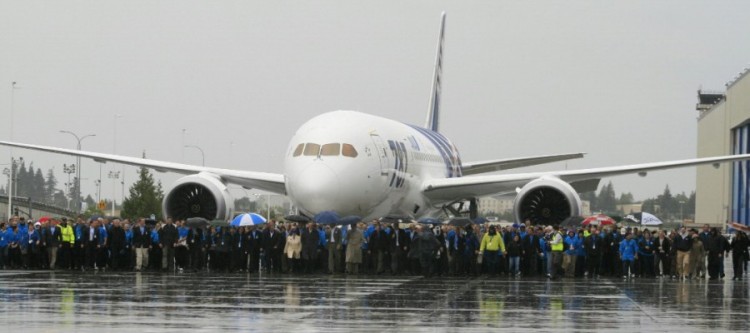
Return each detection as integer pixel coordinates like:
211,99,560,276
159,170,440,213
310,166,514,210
1,268,748,332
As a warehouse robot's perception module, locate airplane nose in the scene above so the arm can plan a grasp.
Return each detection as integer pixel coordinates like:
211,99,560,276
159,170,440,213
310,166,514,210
289,163,341,214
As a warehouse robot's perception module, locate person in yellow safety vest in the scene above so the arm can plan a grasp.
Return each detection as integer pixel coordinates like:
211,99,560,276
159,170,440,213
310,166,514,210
548,225,564,279
480,225,507,276
59,218,75,270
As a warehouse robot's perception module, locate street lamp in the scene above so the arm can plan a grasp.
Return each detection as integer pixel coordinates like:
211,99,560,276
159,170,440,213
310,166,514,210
94,179,101,202
7,81,20,220
63,163,76,210
184,145,205,166
60,130,96,212
108,171,120,216
679,200,686,222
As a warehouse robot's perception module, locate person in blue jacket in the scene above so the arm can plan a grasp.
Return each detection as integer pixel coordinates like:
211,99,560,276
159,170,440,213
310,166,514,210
0,223,9,269
22,225,41,269
563,229,579,278
620,232,640,278
637,230,655,277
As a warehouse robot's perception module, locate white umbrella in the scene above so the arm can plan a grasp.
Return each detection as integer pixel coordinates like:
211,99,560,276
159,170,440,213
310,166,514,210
639,212,663,226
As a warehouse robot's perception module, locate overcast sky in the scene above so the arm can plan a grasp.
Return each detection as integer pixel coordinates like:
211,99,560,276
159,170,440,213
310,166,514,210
2,1,750,205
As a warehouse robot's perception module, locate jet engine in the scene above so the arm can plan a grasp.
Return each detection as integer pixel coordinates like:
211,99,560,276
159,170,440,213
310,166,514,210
163,173,233,221
513,176,582,225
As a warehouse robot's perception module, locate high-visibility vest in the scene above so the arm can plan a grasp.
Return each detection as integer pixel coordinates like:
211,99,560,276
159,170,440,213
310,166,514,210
551,232,564,252
60,225,75,244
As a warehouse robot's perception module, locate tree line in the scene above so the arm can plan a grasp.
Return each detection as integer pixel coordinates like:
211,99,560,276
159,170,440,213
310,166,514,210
0,159,70,208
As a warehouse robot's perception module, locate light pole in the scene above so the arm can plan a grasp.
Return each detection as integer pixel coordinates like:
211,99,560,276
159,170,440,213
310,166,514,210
679,200,686,222
94,179,101,202
3,168,9,202
108,171,120,216
184,145,205,166
60,130,96,212
63,164,76,210
7,82,20,219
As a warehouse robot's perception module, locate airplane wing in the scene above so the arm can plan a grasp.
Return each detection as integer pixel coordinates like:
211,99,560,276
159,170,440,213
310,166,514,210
461,153,585,175
0,141,286,194
422,154,750,202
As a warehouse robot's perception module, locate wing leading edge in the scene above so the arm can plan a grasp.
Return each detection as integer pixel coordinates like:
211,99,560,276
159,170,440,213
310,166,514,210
423,154,750,202
0,140,286,194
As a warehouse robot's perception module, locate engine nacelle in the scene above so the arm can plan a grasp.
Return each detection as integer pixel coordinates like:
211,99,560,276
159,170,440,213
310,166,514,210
513,176,582,225
163,173,233,221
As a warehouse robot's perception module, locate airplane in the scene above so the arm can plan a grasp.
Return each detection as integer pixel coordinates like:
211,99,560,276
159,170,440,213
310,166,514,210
2,12,750,226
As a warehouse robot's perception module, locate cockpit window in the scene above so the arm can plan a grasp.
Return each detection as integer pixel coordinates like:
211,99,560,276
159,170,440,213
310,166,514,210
320,143,340,156
342,144,358,158
292,143,304,157
303,143,320,156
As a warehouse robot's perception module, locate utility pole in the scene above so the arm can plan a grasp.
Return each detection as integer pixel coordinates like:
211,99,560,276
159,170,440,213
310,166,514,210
59,130,95,212
7,82,19,219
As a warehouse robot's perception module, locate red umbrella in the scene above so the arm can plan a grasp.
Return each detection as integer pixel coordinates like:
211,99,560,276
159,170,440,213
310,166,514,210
582,214,616,226
38,216,52,224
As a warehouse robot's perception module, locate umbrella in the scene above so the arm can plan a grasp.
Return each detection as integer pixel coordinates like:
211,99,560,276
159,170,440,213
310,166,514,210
186,217,210,229
210,219,228,228
728,222,750,233
284,215,310,223
231,213,267,227
339,215,362,225
560,216,585,228
314,211,340,225
638,212,663,226
448,218,472,227
582,214,616,227
418,217,442,225
473,217,488,225
379,215,411,224
38,216,51,224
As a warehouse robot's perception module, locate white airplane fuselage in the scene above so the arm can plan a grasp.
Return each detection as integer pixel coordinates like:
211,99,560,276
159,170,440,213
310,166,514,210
284,110,463,220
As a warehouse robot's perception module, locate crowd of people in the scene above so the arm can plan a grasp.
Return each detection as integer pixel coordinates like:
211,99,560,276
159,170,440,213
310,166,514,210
0,215,749,281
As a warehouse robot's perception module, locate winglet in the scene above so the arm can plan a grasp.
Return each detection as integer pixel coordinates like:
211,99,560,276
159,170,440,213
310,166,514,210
425,11,446,132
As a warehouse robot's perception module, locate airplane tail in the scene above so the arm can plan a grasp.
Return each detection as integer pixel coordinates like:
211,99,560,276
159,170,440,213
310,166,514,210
425,11,446,133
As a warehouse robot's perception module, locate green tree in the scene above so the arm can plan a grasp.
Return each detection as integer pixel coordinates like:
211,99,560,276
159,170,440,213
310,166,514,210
121,165,164,220
234,197,257,212
618,192,634,205
580,191,598,212
597,181,617,213
44,168,58,205
33,167,45,202
53,190,68,208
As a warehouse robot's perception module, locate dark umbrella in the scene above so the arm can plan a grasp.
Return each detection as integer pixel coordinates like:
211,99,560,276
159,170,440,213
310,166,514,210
418,217,442,225
379,215,411,224
559,216,585,228
473,217,488,225
339,215,362,225
448,218,472,227
209,219,229,228
186,217,210,229
284,215,311,223
314,211,340,225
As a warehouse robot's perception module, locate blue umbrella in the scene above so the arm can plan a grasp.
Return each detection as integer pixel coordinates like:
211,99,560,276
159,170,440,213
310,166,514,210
338,215,362,225
231,213,267,227
418,217,442,225
314,211,340,225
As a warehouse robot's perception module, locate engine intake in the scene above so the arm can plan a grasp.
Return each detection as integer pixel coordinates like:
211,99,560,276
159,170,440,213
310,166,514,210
163,173,233,221
513,177,581,226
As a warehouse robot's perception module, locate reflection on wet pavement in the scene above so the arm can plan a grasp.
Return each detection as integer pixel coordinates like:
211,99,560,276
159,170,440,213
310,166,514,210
0,270,748,332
